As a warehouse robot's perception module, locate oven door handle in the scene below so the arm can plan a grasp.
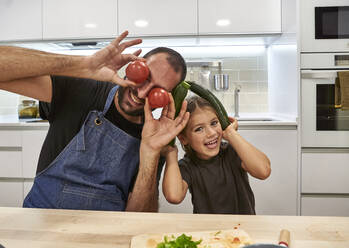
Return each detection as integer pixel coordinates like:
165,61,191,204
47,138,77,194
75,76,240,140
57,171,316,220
301,70,340,79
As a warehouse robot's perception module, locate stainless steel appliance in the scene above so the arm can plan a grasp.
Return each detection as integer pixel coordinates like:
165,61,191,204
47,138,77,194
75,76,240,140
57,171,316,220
301,53,349,147
301,0,349,53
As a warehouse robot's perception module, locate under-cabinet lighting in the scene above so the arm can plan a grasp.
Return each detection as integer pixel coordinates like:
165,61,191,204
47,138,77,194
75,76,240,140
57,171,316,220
125,45,266,58
84,23,97,29
216,19,231,27
134,19,149,28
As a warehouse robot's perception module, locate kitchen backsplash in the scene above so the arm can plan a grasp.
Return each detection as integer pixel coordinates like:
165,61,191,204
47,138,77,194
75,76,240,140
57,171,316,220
0,53,268,115
184,55,268,115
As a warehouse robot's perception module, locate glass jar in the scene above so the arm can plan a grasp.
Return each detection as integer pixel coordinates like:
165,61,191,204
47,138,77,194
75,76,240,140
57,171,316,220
18,100,38,119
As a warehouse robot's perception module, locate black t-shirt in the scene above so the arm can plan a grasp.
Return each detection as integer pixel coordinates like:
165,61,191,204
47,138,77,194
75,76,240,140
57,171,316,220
37,76,164,189
179,142,256,215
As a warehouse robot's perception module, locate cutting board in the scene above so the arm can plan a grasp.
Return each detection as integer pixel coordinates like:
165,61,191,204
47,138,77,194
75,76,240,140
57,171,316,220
130,227,254,248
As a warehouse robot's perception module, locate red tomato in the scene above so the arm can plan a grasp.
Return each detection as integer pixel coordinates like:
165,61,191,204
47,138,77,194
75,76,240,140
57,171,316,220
125,61,149,84
148,88,170,108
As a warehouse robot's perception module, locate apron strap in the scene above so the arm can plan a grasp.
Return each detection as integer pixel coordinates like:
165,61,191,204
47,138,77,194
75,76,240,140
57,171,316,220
102,85,119,115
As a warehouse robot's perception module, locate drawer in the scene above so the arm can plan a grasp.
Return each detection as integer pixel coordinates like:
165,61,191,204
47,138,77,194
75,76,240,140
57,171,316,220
0,131,21,147
0,180,24,207
22,130,47,178
23,179,34,200
0,150,22,177
301,195,349,217
302,152,349,194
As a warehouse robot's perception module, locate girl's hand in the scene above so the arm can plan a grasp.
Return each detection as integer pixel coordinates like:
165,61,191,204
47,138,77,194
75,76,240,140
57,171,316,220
222,116,238,139
160,144,178,157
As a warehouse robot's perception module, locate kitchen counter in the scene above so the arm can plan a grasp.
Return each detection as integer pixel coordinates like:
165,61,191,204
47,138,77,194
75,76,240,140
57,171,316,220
0,113,297,128
0,115,49,128
0,207,348,248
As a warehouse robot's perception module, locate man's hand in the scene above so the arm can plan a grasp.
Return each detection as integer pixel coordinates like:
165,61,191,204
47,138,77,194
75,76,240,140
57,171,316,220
141,94,190,154
85,30,144,87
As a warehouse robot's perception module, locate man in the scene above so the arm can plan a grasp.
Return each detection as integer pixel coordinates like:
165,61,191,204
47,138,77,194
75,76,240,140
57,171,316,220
0,31,189,212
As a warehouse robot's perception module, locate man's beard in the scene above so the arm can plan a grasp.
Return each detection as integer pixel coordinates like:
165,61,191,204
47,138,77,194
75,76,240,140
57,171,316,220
117,87,145,117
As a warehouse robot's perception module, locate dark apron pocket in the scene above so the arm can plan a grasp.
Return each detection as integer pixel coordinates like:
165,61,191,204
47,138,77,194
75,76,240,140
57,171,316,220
58,183,125,211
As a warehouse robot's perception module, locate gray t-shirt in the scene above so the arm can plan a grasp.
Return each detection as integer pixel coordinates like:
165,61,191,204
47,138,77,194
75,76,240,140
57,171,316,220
179,142,255,214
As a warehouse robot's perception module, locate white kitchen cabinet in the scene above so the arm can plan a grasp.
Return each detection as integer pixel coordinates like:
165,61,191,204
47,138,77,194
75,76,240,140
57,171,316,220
0,180,23,207
301,150,349,216
198,0,281,35
0,150,22,178
239,129,298,215
0,0,42,41
302,152,349,194
23,179,34,200
118,0,197,36
22,130,47,178
0,131,21,147
301,196,349,217
43,0,117,40
0,127,48,207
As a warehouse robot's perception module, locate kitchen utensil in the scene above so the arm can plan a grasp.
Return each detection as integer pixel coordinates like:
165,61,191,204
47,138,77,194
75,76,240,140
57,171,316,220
243,229,290,248
214,74,229,91
213,61,229,91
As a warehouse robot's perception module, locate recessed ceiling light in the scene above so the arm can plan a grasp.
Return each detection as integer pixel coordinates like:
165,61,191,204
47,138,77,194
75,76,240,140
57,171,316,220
216,19,231,27
134,19,149,28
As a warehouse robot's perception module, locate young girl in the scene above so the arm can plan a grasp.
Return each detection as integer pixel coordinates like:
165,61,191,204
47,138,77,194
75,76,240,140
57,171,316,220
162,96,271,214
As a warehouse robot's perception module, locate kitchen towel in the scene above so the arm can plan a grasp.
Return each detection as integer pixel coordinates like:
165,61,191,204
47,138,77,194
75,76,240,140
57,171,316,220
336,71,349,110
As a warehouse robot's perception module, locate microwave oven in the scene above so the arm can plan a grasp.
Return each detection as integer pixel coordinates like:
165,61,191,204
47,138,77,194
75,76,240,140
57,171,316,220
300,0,349,53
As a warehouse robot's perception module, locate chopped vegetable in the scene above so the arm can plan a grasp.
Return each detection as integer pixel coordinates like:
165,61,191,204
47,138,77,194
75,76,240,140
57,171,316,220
156,233,202,248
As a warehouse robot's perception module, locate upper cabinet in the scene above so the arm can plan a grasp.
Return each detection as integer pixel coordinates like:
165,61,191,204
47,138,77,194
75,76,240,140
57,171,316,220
43,0,117,40
198,0,281,35
118,0,197,37
0,0,42,41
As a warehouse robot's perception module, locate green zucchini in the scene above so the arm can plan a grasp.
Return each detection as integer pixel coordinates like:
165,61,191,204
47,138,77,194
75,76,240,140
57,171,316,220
168,81,190,146
186,81,230,130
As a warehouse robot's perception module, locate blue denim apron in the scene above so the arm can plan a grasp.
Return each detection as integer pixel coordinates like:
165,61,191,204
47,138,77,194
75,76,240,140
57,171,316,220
23,86,140,211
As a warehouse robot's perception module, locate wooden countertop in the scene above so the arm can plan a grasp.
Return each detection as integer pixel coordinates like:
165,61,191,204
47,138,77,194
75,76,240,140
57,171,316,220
0,207,348,248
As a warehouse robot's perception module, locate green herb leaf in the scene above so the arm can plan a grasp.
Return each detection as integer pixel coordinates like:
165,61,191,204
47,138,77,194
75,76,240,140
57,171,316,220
156,234,202,248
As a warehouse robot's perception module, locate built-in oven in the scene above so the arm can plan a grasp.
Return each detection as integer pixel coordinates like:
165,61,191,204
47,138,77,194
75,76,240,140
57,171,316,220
301,53,349,147
300,0,349,53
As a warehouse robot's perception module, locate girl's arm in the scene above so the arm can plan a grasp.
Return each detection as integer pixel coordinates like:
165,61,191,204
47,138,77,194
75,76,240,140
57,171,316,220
223,117,271,180
162,145,188,204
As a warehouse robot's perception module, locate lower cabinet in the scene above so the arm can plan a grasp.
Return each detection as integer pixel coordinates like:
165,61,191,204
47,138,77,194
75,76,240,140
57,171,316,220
159,127,298,215
0,128,47,207
0,180,23,207
301,195,349,217
239,129,298,215
301,150,349,216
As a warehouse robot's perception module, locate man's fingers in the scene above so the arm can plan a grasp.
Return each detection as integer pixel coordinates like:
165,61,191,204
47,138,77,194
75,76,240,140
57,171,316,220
143,98,153,122
112,30,129,46
175,100,187,120
113,76,137,87
133,49,142,57
119,39,143,52
161,104,169,118
174,112,190,134
166,93,175,119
